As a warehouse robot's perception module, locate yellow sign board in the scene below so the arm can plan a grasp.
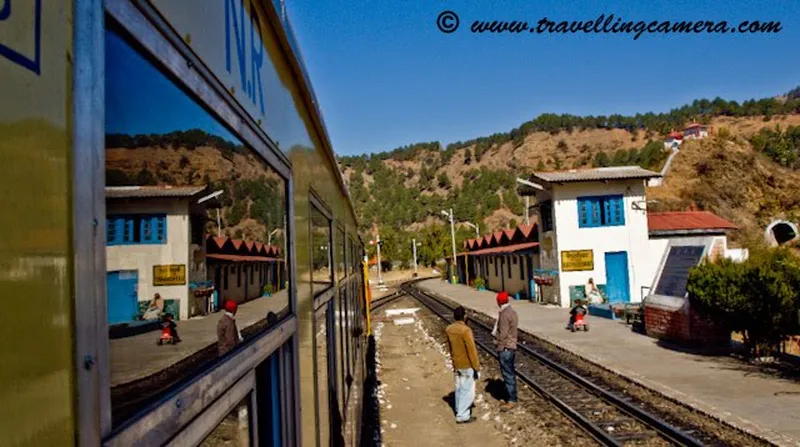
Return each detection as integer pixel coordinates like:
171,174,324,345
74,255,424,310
153,264,187,286
561,250,594,272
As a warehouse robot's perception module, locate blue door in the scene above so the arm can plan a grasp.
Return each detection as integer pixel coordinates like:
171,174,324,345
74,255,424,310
107,270,138,324
604,252,630,303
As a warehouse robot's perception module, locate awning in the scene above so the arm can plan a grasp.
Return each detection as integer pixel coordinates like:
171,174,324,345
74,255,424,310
206,254,284,263
460,242,539,257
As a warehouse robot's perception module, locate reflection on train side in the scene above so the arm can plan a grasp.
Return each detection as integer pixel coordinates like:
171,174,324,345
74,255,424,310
105,26,288,427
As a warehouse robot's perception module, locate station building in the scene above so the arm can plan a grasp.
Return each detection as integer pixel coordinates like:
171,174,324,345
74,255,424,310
458,166,741,308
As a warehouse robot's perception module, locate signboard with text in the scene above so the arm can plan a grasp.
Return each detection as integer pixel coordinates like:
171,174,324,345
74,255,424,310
560,250,594,272
153,264,187,286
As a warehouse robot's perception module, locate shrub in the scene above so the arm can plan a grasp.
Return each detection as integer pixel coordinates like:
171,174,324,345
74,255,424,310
688,248,800,357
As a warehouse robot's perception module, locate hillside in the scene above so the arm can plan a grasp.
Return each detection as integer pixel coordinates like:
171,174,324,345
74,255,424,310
105,131,285,245
338,90,800,266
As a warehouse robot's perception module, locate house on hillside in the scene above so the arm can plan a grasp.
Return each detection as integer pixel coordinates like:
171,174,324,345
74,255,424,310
682,123,709,140
663,131,683,149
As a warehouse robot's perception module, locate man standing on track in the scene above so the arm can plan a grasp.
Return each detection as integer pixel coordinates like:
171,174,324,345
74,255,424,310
493,291,518,411
445,306,481,424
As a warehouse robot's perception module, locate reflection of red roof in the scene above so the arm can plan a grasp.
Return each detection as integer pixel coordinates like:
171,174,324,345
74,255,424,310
667,131,683,139
648,212,737,233
461,242,539,257
518,224,535,239
206,254,283,262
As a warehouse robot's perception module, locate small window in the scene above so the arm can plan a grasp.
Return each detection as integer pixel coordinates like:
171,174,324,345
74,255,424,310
519,257,524,278
540,200,554,232
578,195,624,228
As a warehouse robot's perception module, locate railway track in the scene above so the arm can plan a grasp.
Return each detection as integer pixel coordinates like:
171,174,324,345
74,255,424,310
402,284,706,447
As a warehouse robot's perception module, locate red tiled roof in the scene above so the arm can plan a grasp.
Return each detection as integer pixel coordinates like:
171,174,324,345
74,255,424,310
504,228,517,239
648,211,737,232
683,123,705,129
667,131,683,139
206,253,283,263
461,242,539,257
231,239,244,250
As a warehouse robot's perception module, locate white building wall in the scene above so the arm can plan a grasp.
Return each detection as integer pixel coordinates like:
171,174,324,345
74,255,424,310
106,200,191,319
550,179,651,307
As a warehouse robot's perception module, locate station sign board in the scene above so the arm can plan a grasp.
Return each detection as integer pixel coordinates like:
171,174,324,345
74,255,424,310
560,250,593,272
153,264,187,286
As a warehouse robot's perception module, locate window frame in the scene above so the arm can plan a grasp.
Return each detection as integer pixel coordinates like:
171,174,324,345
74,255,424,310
106,214,167,245
310,190,334,305
78,2,298,444
577,194,625,228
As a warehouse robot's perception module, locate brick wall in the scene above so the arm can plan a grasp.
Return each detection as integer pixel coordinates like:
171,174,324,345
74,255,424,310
645,306,689,341
645,304,730,347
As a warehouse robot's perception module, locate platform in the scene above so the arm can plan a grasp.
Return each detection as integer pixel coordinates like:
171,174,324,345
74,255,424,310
417,278,800,447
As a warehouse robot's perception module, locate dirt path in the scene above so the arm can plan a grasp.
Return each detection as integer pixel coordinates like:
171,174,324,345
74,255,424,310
374,300,507,447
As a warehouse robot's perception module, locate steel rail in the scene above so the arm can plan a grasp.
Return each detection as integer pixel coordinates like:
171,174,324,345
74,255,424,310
403,284,704,447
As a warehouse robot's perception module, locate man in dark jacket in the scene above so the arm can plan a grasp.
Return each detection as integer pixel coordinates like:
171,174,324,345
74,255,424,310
217,300,241,356
492,291,518,411
445,306,481,424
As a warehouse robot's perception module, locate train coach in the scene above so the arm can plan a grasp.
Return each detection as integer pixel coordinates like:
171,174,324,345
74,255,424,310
1,0,369,446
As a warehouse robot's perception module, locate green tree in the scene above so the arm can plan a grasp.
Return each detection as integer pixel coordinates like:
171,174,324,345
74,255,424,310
592,152,609,167
437,172,452,189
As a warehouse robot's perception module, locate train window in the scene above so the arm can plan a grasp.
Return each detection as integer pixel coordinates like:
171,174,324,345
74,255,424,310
336,226,346,281
314,304,332,446
200,395,253,446
334,288,346,416
105,25,289,427
310,204,333,294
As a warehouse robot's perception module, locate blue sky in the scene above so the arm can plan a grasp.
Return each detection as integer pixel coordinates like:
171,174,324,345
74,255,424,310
105,28,241,144
287,0,800,156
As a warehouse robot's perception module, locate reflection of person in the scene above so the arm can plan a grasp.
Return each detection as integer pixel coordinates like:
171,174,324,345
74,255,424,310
492,291,518,411
142,293,165,320
266,311,278,327
217,300,241,356
445,306,480,424
161,313,180,342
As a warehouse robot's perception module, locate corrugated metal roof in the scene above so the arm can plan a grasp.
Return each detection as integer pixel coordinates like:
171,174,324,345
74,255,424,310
531,166,661,183
106,185,207,199
648,211,737,233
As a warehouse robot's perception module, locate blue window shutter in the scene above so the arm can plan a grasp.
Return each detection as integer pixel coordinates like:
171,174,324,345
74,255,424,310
124,217,134,243
590,199,601,227
613,196,625,225
156,216,166,242
602,198,612,226
578,199,589,227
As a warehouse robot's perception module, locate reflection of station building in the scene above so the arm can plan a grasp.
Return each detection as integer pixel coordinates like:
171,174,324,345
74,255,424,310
106,185,216,323
105,185,285,324
205,235,285,305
